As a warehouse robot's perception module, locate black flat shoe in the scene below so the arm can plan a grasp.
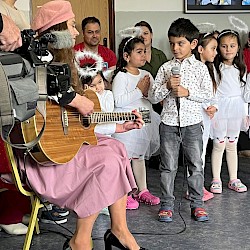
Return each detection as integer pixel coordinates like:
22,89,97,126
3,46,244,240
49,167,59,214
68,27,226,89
104,229,147,250
63,238,72,250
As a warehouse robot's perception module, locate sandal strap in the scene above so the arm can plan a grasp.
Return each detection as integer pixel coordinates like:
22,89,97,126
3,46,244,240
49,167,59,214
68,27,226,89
158,210,172,217
192,208,208,218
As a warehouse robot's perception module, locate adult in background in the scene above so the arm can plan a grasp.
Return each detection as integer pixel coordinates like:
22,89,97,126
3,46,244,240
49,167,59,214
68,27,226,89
0,0,30,30
74,16,117,71
135,21,168,80
239,32,250,157
0,0,31,235
243,32,250,74
0,11,26,235
0,0,68,229
0,13,22,51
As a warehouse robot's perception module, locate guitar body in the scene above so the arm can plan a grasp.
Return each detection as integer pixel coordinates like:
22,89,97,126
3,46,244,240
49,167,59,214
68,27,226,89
21,89,101,165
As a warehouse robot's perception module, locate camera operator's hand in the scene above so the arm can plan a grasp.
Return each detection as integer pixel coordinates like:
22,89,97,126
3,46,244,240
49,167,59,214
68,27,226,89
69,93,94,116
0,14,22,51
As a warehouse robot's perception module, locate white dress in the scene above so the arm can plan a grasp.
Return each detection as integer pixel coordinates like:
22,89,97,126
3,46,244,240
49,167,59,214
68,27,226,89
201,101,214,167
112,70,160,160
96,90,114,112
94,90,116,135
211,64,249,142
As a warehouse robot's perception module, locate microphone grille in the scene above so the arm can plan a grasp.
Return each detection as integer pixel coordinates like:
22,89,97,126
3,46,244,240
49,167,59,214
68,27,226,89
171,66,180,75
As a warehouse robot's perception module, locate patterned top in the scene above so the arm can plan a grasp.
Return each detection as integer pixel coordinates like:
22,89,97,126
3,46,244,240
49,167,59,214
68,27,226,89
148,55,213,127
244,73,250,102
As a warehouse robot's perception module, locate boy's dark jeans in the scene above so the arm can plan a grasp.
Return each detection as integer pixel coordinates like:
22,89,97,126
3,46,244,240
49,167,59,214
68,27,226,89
159,122,204,209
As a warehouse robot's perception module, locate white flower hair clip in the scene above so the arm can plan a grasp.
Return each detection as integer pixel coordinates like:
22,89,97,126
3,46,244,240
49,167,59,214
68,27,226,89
228,16,248,34
119,26,142,39
74,50,104,79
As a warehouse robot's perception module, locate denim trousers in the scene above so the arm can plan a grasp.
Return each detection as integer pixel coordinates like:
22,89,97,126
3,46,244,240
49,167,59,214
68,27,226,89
159,122,204,209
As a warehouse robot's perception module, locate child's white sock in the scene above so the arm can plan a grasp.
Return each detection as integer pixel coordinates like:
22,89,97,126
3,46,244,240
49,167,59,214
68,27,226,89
225,142,238,181
131,159,147,192
211,141,225,181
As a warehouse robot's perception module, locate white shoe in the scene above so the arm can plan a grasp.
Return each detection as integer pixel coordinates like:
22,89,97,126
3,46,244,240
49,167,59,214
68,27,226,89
0,223,28,235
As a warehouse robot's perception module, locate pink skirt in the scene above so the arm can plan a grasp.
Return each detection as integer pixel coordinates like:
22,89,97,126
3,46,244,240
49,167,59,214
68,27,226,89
17,134,137,218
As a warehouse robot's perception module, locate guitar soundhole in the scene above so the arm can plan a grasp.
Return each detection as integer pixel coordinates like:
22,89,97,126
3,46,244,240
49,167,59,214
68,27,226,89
81,116,91,128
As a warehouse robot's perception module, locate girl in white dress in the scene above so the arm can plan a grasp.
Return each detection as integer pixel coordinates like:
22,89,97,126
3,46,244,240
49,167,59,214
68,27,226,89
82,71,114,113
210,29,248,194
112,36,161,209
192,32,218,201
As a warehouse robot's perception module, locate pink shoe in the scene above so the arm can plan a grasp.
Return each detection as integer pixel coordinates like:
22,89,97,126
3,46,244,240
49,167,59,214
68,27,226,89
228,179,247,193
202,187,214,201
126,196,139,210
185,188,214,201
134,189,160,205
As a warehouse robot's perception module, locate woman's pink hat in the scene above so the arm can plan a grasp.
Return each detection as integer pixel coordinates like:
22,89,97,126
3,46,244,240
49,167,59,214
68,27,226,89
31,0,75,33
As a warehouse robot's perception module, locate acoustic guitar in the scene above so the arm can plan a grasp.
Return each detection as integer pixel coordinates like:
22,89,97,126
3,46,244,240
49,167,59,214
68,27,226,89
21,89,150,165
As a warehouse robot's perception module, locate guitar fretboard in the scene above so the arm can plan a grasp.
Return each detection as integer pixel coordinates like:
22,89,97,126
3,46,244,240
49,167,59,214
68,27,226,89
90,112,136,123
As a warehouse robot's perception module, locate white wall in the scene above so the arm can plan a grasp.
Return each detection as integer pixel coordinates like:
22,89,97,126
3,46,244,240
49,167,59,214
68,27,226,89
115,0,182,11
115,0,250,58
17,0,183,11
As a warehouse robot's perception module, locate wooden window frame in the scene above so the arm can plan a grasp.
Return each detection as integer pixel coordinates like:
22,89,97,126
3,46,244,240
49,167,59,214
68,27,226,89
108,0,115,52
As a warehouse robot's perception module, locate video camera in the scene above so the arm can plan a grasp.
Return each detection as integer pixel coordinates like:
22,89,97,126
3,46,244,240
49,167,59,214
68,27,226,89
16,29,71,96
0,29,74,148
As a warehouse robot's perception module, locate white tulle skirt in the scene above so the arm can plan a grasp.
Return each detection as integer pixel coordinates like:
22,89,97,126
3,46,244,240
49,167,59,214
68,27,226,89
112,111,160,160
210,95,249,142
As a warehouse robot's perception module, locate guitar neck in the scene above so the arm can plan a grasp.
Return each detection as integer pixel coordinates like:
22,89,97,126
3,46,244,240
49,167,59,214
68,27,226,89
90,112,137,123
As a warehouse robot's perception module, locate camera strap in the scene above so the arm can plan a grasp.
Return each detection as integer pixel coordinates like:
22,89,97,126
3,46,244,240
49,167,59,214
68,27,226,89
36,65,47,118
0,62,46,150
0,62,14,141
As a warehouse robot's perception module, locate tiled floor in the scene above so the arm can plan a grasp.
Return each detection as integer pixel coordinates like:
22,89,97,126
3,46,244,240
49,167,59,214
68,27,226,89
1,154,250,250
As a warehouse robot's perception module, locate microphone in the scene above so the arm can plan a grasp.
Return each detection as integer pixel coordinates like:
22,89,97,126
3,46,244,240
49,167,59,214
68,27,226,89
171,66,181,123
171,66,180,76
49,30,74,49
